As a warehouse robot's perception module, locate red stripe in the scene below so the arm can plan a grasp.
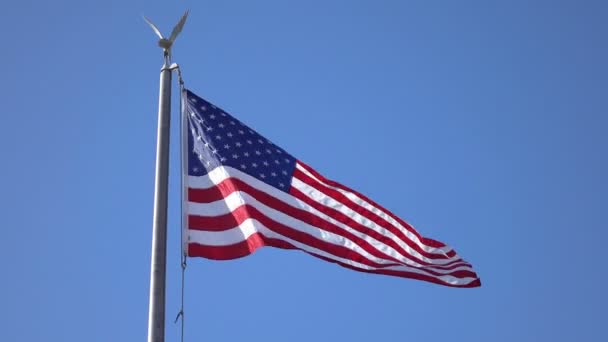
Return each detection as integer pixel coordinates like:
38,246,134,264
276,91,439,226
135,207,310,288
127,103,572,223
294,164,455,258
188,177,474,273
190,205,397,268
296,161,450,251
188,236,480,288
313,253,481,288
188,177,472,270
188,233,296,260
188,204,477,278
191,204,441,272
288,186,467,268
293,168,457,263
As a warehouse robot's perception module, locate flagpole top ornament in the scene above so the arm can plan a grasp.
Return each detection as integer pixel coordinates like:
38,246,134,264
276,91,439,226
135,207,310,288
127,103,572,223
143,10,189,64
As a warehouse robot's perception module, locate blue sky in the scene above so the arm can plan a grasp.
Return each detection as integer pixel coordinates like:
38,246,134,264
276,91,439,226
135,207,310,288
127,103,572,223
1,0,607,341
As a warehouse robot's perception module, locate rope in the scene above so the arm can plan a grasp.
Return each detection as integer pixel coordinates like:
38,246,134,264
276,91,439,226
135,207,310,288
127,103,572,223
174,63,187,342
174,258,186,342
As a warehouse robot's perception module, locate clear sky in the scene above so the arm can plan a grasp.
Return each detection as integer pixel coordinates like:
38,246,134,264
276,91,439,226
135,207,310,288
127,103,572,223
1,0,607,341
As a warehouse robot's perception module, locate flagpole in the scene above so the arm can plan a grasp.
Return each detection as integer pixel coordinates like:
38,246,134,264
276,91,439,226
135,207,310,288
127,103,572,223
147,52,172,342
144,11,189,342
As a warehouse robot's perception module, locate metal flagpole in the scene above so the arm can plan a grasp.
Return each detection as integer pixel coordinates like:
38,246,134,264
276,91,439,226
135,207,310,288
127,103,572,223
144,11,189,342
148,53,171,342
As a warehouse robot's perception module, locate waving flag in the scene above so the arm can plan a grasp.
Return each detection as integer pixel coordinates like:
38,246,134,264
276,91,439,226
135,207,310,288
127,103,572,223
183,89,480,287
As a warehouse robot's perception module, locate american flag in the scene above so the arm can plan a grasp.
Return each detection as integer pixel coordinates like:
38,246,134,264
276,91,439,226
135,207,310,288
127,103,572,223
183,89,480,288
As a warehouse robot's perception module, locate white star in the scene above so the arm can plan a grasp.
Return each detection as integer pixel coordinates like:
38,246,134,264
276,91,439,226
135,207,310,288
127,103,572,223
190,98,197,103
209,114,216,119
271,172,277,177
282,170,288,175
284,158,290,163
196,136,203,141
248,130,254,134
200,106,207,111
279,183,285,188
192,167,199,172
203,142,209,148
274,159,280,164
259,173,266,179
220,157,227,162
224,144,230,149
232,154,239,159
218,123,225,128
206,127,213,132
190,112,196,117
215,135,222,140
276,149,282,154
252,162,258,168
240,164,247,169
265,148,272,154
246,140,253,145
258,139,264,144
255,150,261,155
220,112,227,117
243,152,250,157
230,121,236,125
238,130,245,135
227,132,233,137
263,161,269,166
235,142,242,147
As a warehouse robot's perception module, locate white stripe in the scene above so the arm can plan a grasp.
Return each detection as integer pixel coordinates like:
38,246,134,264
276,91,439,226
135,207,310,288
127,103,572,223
295,163,454,256
190,192,404,268
188,191,473,275
291,177,462,266
188,221,477,286
187,167,468,268
187,166,473,273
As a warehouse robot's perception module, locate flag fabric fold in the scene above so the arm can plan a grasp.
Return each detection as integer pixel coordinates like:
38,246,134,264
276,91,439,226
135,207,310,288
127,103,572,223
182,89,480,288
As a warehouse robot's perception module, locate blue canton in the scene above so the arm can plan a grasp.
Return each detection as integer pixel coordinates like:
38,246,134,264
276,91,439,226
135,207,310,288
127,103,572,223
185,90,296,192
